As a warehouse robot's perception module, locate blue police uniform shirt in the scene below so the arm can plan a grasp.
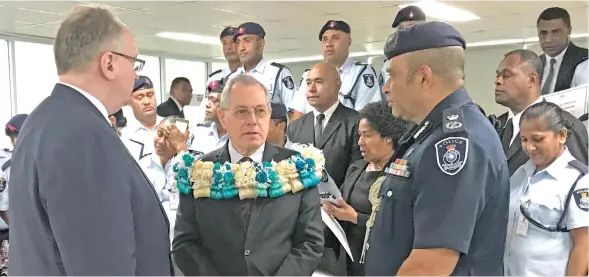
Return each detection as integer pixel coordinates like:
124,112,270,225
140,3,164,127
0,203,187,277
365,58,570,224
230,59,296,107
363,88,510,276
289,57,381,113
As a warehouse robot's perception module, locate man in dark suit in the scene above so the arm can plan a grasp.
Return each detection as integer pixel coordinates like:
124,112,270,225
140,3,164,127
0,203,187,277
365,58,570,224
8,5,172,276
157,77,192,118
494,49,588,175
172,74,324,276
537,7,588,94
288,62,362,187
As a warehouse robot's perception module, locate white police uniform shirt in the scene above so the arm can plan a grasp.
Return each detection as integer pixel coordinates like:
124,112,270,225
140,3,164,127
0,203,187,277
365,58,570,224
379,59,389,91
199,67,238,109
289,57,381,113
571,59,588,88
120,116,164,162
0,149,11,229
188,122,228,156
138,153,176,245
505,148,589,276
230,59,296,107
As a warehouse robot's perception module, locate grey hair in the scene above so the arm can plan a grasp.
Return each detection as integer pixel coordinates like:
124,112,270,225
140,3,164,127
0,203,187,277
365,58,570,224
504,49,544,79
219,74,270,110
53,4,126,74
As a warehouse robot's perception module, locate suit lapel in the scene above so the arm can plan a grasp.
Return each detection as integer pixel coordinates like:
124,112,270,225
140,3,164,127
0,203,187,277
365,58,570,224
317,104,344,149
342,162,368,201
247,144,279,232
555,46,575,91
505,132,522,160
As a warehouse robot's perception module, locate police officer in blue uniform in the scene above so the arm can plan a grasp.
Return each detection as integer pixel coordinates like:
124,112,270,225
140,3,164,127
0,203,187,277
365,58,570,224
363,22,510,276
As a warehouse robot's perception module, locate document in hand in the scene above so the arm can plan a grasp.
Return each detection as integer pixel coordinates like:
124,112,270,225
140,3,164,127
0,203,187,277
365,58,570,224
544,84,588,118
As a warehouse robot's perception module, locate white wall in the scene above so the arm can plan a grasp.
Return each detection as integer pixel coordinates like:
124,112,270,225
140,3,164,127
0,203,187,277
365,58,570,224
280,38,589,117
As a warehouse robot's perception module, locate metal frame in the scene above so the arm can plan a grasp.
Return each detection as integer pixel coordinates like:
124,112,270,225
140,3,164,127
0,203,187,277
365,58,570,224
0,32,216,115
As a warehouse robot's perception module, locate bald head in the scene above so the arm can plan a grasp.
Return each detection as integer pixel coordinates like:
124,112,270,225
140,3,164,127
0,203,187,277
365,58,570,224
306,62,341,112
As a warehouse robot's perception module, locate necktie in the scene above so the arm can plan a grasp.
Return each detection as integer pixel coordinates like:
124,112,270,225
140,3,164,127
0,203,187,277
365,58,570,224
179,110,185,118
314,113,325,146
501,118,514,152
541,58,557,95
238,156,253,228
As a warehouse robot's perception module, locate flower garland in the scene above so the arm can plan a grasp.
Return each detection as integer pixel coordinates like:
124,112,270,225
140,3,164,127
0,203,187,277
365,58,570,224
171,144,326,200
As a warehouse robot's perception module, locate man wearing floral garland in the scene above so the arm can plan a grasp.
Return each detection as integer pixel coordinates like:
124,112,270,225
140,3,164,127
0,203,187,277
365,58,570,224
172,74,325,276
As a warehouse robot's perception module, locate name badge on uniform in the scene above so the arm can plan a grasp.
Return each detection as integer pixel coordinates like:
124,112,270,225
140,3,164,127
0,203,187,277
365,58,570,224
170,191,179,210
515,215,529,237
385,158,410,178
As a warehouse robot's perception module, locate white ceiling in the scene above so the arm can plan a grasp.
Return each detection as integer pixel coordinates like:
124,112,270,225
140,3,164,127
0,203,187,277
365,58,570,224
0,1,587,61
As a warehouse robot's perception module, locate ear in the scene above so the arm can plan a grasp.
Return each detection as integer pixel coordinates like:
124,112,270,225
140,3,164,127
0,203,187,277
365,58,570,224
558,127,568,144
348,36,352,46
529,72,540,87
418,65,434,89
217,109,226,129
100,52,116,81
259,38,265,50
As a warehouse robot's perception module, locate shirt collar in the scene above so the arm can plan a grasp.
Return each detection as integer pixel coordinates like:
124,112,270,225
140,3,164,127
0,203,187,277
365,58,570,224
522,147,575,180
59,82,109,123
546,45,568,62
227,141,265,164
339,57,356,74
284,137,293,149
238,59,267,74
127,116,163,133
508,96,544,120
169,96,183,111
313,101,339,123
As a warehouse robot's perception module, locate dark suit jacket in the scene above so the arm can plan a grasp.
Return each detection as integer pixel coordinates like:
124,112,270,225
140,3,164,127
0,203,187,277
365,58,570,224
157,97,184,118
498,109,588,175
9,84,172,275
172,143,324,276
287,103,362,187
540,42,589,93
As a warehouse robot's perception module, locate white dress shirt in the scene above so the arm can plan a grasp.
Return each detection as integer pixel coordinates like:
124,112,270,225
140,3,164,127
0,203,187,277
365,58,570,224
507,97,544,145
571,59,589,88
312,100,339,129
541,47,568,94
228,141,264,164
59,82,109,123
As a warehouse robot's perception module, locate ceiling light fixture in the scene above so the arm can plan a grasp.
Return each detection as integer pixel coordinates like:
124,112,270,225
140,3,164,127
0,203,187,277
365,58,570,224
155,32,219,46
399,0,480,22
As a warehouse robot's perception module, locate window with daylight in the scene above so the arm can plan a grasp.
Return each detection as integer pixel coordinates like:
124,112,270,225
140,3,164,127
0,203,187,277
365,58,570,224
163,58,206,105
0,40,12,149
14,41,57,114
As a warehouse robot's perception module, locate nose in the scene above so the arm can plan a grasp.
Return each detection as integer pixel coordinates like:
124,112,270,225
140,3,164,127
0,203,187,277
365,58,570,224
495,76,504,86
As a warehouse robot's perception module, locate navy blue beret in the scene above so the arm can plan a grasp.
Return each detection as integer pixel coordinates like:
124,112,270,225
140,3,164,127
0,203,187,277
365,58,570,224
109,109,127,128
234,22,265,41
220,26,237,40
383,21,466,60
5,114,27,135
207,77,227,93
392,5,426,28
319,20,351,41
133,75,153,92
271,102,288,121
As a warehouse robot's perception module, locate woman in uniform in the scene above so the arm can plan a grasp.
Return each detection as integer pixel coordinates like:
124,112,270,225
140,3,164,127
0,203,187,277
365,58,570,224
322,101,410,276
505,102,588,276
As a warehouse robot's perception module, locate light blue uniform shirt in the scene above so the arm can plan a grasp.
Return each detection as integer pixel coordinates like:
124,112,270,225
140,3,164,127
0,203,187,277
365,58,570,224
230,59,296,107
188,122,228,156
505,148,589,276
0,149,10,229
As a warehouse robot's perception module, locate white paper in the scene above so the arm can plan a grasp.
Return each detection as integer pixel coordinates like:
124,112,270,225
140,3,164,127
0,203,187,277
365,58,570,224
321,209,354,262
544,85,589,118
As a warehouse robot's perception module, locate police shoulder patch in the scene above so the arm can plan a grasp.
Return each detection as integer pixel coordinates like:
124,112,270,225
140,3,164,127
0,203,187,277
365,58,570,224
321,168,329,182
378,74,384,86
282,76,295,90
435,136,469,176
442,107,466,134
573,188,589,212
0,177,5,192
363,74,375,88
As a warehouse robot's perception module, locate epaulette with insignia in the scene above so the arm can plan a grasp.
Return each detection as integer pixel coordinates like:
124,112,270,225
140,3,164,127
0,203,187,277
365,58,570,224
270,62,288,69
208,69,222,78
196,122,213,128
1,148,11,153
442,107,466,134
355,61,368,66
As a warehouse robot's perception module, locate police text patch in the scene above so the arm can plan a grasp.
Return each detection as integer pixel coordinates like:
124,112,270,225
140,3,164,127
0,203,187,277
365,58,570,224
573,188,589,212
283,76,295,90
363,74,375,88
435,137,469,175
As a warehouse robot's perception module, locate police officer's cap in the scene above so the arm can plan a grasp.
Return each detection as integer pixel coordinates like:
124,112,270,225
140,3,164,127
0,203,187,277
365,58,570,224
220,26,237,40
319,20,351,41
392,5,426,28
270,102,288,121
5,114,27,136
383,21,466,60
110,109,127,128
233,22,265,41
133,75,154,92
207,78,227,94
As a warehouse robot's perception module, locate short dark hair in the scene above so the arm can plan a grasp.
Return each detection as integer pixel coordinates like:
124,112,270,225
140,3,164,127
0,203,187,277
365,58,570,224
520,101,572,135
537,7,571,29
504,49,544,78
170,77,190,90
359,101,411,150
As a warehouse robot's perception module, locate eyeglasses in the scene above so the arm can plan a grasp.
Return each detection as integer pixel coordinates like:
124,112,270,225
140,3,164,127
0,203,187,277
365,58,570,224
112,51,145,72
230,107,269,120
